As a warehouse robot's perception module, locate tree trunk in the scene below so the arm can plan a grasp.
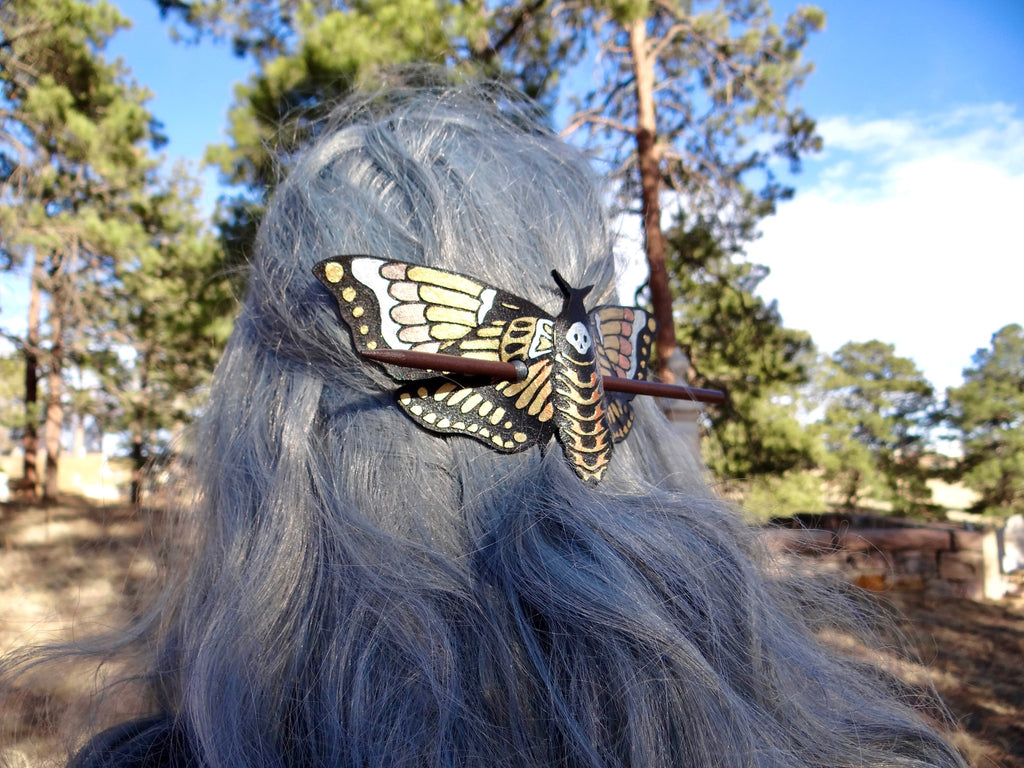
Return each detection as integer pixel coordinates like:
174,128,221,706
130,348,152,508
130,432,145,508
629,18,676,382
43,254,67,501
842,469,861,511
44,333,63,500
20,254,44,501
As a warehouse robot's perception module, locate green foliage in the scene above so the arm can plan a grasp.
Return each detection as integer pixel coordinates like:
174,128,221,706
1,0,232,494
207,0,457,192
0,0,161,258
203,0,461,268
741,471,825,521
1,0,166,495
815,341,937,514
811,417,880,509
666,214,819,484
89,167,235,442
0,356,25,452
162,0,573,268
156,0,569,98
945,324,1024,517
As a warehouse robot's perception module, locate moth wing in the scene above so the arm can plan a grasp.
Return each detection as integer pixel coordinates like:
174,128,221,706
313,255,548,381
397,358,556,452
592,306,656,382
591,306,657,442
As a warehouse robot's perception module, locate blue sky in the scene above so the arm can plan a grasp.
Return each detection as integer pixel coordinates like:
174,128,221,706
781,0,1023,117
5,0,1021,399
747,0,1024,395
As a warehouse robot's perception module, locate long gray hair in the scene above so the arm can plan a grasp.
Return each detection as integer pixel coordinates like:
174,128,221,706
24,83,965,767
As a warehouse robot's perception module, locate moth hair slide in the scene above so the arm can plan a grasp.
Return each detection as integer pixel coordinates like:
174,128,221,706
313,255,724,483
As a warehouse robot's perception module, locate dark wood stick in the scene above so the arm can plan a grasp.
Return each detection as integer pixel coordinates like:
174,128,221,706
362,348,515,379
360,348,726,405
602,376,726,405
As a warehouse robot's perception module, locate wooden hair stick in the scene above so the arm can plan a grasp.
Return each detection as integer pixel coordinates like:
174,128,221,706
361,348,726,405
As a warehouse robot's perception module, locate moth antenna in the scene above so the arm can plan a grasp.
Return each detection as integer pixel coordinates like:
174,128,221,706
550,269,593,299
550,269,570,296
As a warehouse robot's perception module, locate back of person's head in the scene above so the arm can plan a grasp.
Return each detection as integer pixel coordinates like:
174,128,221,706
10,80,966,768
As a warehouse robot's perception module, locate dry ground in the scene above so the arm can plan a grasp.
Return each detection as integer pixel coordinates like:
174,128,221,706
1,499,1022,767
883,590,1024,767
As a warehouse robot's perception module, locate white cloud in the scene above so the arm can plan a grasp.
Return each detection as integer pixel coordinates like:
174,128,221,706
748,104,1024,395
819,115,917,153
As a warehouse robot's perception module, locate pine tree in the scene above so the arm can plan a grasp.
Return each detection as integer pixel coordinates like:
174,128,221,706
559,0,823,377
156,0,566,269
107,168,234,505
665,214,818,488
945,324,1024,516
0,356,23,455
816,341,936,514
1,0,169,499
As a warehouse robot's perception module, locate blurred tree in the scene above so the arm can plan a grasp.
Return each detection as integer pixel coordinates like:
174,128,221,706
816,341,936,514
665,213,818,488
0,0,166,498
0,0,225,503
155,0,573,270
560,0,824,377
87,167,235,505
742,471,824,521
155,0,563,86
945,324,1024,517
0,356,25,454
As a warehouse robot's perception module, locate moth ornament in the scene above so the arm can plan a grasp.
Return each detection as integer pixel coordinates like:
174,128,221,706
313,255,657,483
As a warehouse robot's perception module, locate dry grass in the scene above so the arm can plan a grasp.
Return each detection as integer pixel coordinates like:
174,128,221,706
0,499,158,766
1,499,1022,767
884,591,1024,767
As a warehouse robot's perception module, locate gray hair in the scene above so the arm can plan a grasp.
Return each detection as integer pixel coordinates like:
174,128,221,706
12,83,965,768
